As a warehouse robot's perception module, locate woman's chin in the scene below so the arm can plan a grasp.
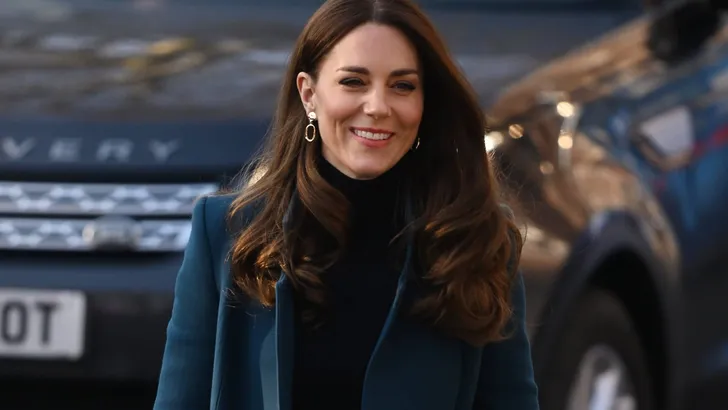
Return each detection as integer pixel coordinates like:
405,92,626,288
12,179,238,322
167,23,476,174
347,164,391,180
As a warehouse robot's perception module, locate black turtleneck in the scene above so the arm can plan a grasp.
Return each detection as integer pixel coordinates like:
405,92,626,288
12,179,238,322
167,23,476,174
291,155,409,410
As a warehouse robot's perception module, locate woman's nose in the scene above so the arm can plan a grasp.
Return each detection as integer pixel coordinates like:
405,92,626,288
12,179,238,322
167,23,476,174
363,88,391,118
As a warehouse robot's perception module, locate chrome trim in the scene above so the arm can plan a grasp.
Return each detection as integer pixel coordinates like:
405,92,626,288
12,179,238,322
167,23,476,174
567,344,636,410
0,217,192,252
0,181,217,216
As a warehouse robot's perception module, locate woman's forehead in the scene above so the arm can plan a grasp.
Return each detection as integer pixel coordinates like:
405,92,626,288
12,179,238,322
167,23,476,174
320,23,420,74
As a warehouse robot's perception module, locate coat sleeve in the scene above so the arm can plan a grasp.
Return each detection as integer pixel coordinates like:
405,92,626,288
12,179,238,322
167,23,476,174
473,270,540,409
154,196,219,409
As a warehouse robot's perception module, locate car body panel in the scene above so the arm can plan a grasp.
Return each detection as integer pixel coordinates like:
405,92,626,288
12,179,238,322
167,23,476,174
488,10,728,408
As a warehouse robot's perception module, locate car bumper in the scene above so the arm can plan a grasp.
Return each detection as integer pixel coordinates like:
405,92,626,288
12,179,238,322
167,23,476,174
0,252,181,382
0,291,173,382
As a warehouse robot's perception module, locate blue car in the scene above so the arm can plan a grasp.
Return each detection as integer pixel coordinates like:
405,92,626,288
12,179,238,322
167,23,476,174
487,1,728,409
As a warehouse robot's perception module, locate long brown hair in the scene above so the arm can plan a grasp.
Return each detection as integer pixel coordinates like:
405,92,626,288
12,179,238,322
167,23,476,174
227,0,523,346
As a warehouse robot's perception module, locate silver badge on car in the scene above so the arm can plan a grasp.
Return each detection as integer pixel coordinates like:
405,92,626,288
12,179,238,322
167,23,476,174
82,215,142,251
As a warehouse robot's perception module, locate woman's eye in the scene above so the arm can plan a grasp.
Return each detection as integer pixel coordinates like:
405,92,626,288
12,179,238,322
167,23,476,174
394,82,416,91
340,78,364,87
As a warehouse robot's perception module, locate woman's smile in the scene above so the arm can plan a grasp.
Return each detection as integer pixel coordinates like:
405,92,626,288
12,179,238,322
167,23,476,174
350,126,395,148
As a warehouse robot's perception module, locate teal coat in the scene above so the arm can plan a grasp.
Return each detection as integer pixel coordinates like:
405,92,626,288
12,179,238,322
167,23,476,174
153,194,539,410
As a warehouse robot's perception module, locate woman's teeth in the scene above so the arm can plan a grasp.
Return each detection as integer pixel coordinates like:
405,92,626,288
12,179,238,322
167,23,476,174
353,130,392,140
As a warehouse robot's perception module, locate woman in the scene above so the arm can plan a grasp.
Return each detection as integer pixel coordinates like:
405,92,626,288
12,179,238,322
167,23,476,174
154,0,539,409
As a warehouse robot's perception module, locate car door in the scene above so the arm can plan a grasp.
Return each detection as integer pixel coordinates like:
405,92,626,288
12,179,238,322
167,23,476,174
626,33,728,407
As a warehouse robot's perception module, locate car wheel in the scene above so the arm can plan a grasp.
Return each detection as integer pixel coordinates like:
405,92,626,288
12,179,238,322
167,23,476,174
538,289,654,410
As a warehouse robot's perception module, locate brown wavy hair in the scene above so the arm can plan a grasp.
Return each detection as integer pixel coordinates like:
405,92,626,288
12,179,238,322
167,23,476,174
227,0,523,346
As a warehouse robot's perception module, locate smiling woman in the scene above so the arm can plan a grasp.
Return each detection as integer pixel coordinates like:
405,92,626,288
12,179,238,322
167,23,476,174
296,22,423,179
154,1,539,409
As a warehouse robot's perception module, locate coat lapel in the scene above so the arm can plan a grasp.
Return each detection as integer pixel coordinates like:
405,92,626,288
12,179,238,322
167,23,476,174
274,275,295,410
361,320,468,410
360,234,467,410
257,192,298,410
255,274,295,410
255,191,468,410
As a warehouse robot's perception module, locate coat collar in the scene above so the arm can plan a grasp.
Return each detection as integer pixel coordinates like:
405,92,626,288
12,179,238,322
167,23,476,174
266,241,416,410
253,188,467,410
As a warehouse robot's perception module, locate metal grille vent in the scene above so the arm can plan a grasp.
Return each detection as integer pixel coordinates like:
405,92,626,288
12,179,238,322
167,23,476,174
0,181,218,252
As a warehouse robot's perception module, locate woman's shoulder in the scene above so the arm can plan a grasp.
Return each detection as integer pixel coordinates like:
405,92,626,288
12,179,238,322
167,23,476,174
195,191,235,223
193,192,262,249
199,192,237,222
190,192,237,253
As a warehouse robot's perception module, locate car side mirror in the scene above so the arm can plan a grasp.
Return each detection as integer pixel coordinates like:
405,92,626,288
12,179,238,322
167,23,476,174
646,1,721,64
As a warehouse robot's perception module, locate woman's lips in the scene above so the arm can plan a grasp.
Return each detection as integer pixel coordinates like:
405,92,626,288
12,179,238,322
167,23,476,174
350,127,395,148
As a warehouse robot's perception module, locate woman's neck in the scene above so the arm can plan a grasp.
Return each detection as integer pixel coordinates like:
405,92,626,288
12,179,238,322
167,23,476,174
316,152,409,228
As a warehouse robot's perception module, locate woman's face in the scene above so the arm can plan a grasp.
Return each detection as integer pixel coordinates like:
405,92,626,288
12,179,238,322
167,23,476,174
297,23,424,180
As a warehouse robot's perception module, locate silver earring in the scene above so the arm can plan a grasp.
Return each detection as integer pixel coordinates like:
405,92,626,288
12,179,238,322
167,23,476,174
305,112,317,143
411,137,420,151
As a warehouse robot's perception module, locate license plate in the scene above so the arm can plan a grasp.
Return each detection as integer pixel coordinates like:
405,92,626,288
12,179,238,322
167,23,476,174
0,289,86,360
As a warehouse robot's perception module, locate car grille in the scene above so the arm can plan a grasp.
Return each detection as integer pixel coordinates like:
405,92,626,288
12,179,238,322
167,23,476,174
0,181,218,252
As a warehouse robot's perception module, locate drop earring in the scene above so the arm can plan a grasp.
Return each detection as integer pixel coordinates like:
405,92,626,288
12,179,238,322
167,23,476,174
305,112,317,142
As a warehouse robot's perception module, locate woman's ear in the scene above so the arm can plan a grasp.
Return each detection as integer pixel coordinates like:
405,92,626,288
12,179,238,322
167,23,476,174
296,72,316,113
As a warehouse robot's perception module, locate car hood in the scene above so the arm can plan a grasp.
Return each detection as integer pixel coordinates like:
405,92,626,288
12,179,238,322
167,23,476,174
0,0,639,121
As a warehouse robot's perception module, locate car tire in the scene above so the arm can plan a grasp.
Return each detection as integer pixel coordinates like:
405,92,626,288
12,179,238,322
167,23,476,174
538,289,654,410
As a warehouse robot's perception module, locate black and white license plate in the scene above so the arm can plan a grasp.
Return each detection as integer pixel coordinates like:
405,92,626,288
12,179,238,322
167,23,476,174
0,289,86,360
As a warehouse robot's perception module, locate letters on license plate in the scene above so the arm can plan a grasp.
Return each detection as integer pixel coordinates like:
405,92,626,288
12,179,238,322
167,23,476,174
0,289,86,360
